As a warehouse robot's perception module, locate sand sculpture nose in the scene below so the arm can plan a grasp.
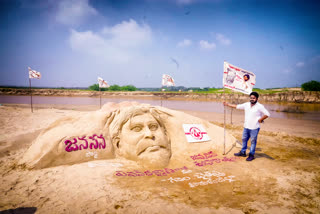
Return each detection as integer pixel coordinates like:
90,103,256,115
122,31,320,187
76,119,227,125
144,127,154,138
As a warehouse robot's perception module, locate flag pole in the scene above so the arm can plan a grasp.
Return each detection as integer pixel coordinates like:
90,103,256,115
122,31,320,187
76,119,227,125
223,61,226,155
99,86,101,109
29,78,33,113
160,86,163,107
230,91,233,125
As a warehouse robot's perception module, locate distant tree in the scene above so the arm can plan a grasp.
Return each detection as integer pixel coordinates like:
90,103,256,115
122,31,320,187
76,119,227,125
122,85,137,91
301,80,320,91
109,84,121,91
89,84,99,91
88,84,108,91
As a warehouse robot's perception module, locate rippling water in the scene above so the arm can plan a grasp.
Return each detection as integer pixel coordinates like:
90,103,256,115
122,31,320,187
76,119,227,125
1,95,319,121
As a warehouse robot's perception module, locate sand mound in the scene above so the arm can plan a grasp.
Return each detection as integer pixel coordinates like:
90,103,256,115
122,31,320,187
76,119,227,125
19,102,236,169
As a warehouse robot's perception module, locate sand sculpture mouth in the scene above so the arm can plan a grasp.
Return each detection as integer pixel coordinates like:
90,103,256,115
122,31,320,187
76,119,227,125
137,145,167,156
19,102,236,169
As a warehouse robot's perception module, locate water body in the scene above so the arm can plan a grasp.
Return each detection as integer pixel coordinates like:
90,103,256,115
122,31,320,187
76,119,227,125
1,95,319,121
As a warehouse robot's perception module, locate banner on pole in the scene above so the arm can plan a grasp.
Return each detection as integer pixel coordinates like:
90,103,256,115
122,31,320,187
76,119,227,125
28,67,41,79
183,124,211,143
223,62,256,94
162,74,175,87
98,77,110,88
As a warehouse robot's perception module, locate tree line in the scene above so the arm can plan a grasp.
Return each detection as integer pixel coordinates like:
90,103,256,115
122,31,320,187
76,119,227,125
88,84,137,91
80,80,320,92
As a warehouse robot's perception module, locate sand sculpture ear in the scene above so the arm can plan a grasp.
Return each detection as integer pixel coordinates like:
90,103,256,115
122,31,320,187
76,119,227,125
112,137,122,157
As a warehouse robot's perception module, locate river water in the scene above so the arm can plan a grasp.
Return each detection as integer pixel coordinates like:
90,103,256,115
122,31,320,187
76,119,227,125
1,95,319,121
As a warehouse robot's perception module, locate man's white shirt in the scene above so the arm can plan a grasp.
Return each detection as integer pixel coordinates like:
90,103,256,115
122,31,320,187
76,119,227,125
236,102,270,129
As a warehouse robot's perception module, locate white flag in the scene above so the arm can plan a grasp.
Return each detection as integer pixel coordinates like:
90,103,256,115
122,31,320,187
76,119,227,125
162,74,175,87
28,67,41,79
98,77,110,88
183,124,211,143
223,62,256,95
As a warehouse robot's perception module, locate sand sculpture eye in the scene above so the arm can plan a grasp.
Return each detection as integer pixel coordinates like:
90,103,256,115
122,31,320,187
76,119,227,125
148,124,158,131
131,126,142,132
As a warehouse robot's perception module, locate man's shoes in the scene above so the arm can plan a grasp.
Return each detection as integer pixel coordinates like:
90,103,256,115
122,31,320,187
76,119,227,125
246,154,255,161
234,151,246,157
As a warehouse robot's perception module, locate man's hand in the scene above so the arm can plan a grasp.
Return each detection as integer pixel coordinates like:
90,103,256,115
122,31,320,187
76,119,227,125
223,102,237,108
258,115,269,123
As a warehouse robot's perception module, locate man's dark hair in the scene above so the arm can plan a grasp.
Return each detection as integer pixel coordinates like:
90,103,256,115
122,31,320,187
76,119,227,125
250,92,259,99
243,74,250,80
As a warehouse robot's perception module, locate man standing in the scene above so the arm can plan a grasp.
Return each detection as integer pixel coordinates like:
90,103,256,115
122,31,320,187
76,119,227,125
223,92,270,161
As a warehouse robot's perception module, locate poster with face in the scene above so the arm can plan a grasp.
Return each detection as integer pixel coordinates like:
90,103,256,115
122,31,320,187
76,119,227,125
223,62,256,94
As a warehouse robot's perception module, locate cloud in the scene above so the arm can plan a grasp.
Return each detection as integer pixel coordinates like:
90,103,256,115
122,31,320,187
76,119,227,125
69,19,152,63
177,39,192,47
199,40,216,50
101,19,152,48
216,33,231,45
296,62,305,67
56,0,97,26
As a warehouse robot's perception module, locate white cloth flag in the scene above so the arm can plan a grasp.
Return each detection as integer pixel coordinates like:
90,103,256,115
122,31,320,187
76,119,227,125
162,74,175,87
183,124,211,143
223,62,256,94
28,67,41,79
98,77,110,88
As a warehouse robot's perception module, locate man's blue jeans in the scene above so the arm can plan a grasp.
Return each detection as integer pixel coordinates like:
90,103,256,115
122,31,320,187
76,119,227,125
241,128,260,155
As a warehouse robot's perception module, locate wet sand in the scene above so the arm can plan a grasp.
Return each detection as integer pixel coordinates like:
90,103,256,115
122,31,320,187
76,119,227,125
0,103,319,213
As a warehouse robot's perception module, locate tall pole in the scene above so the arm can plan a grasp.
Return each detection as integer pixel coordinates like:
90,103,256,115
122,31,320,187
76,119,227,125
29,78,33,113
99,86,101,109
230,91,233,125
160,86,163,107
231,108,233,125
223,60,226,155
223,87,226,155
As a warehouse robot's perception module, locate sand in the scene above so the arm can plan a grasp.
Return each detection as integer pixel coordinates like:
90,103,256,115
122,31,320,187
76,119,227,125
0,103,319,214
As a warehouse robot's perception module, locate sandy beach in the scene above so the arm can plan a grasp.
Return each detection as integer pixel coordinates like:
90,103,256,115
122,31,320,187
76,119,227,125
0,103,319,214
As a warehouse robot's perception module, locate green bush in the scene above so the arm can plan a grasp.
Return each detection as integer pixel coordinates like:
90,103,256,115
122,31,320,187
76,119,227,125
122,85,137,91
109,85,121,91
89,84,99,91
88,84,108,91
88,84,137,91
301,80,320,91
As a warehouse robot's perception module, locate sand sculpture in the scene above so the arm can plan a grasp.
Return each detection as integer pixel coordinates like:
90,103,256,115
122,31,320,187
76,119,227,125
20,102,236,169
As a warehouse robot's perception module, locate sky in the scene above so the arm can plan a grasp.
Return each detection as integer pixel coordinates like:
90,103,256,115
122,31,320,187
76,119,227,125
0,0,320,89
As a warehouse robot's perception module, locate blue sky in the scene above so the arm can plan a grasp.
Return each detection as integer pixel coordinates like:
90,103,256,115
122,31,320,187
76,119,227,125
0,0,319,89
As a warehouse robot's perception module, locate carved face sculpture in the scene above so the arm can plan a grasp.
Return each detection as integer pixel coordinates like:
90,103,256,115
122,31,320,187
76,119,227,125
111,106,171,168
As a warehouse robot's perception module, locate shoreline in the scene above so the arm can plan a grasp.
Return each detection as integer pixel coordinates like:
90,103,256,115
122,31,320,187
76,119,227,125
1,88,320,103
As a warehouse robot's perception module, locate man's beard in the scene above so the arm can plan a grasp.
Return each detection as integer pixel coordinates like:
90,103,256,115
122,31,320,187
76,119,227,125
250,100,257,104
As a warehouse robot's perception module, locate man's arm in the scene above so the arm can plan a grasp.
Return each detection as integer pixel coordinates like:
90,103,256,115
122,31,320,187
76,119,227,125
258,115,268,123
223,102,237,109
258,105,270,123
